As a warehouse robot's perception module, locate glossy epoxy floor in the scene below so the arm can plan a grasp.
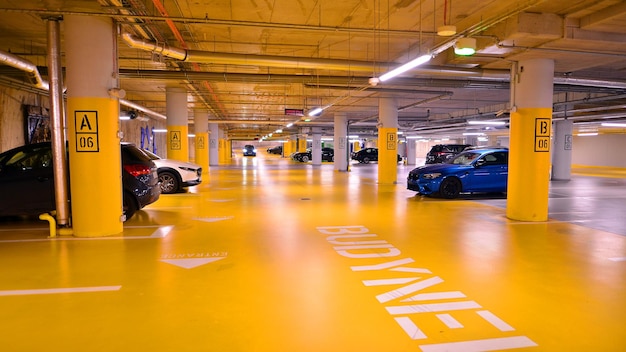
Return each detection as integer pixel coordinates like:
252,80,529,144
0,154,625,352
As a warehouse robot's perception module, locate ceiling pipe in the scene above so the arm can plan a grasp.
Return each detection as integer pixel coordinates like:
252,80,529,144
122,32,388,73
0,49,49,90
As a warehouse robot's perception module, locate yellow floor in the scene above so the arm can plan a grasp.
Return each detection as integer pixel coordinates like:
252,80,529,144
0,155,625,351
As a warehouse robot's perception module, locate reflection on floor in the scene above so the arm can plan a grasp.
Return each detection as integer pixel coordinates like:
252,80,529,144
0,154,625,351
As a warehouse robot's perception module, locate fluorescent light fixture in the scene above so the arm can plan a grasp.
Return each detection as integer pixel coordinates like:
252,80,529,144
188,134,195,138
275,129,283,133
308,107,323,116
405,135,425,139
348,135,359,138
463,132,484,136
477,137,488,142
577,132,598,136
286,123,294,128
601,122,626,127
468,120,506,125
119,116,131,120
397,131,403,135
153,129,167,133
379,54,432,82
454,37,476,56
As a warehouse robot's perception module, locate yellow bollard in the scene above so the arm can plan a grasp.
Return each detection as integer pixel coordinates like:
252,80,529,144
39,213,57,238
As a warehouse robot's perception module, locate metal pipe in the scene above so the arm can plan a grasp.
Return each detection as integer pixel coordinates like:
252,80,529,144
0,50,49,90
46,18,71,227
122,32,386,73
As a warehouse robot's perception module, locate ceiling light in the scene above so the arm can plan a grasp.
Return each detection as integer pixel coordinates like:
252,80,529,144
379,54,432,82
577,132,598,136
308,107,323,116
275,129,283,133
601,122,626,127
454,37,476,56
437,25,457,36
462,132,484,136
468,120,506,125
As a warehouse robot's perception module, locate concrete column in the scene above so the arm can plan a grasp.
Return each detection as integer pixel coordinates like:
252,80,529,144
209,123,219,166
552,119,573,180
507,59,554,222
333,112,348,171
406,139,417,166
378,97,398,184
311,129,322,165
194,110,209,174
65,15,122,236
166,86,189,162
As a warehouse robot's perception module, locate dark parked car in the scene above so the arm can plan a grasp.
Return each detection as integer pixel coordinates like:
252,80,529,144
425,144,472,164
351,148,402,164
267,145,282,155
243,144,257,156
0,142,160,220
292,148,334,162
407,147,509,199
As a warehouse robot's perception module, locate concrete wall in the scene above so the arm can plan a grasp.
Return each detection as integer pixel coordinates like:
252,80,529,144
572,134,626,168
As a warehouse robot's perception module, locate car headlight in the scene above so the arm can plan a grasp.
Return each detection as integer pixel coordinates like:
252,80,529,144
422,173,442,179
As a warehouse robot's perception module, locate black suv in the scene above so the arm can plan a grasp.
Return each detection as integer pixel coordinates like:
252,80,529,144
351,148,402,164
425,144,472,164
0,142,160,220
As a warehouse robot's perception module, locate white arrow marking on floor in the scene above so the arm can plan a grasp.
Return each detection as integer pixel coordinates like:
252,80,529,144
150,225,174,238
0,286,122,296
161,257,226,269
193,216,233,222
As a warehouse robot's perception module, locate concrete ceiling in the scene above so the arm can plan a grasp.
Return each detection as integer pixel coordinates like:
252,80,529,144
1,0,626,140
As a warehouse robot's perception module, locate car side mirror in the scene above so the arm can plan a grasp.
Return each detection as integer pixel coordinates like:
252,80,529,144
475,159,486,167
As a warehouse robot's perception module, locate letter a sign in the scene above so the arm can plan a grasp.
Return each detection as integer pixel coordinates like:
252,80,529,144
170,130,181,150
74,110,99,152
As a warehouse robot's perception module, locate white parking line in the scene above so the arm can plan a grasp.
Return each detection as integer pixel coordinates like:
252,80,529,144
0,286,122,296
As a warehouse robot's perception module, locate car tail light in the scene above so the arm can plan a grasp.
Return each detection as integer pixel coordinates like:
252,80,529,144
124,164,152,177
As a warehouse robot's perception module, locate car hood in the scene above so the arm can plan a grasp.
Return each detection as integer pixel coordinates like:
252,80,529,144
410,163,471,174
153,159,201,170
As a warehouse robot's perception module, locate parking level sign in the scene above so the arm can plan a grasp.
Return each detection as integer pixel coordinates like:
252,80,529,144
534,118,550,152
75,111,99,152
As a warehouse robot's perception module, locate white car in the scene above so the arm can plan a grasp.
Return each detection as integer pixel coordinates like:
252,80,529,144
141,149,202,194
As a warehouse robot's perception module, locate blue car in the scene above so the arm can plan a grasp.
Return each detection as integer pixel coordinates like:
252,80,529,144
407,148,509,199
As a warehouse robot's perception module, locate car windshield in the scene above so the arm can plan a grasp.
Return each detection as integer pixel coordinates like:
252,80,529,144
447,151,481,165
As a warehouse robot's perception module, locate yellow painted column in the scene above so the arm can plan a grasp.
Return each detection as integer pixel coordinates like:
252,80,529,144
378,127,398,184
226,139,232,160
194,109,209,175
298,137,307,152
166,86,189,162
65,15,123,236
377,97,398,184
353,141,361,152
507,59,554,221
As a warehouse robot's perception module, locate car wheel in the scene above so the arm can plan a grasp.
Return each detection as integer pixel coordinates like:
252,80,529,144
439,177,461,199
331,156,334,162
123,192,138,221
363,157,370,164
302,155,309,162
159,171,179,194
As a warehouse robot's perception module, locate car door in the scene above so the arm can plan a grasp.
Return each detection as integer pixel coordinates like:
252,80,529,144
0,145,55,215
467,151,508,192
